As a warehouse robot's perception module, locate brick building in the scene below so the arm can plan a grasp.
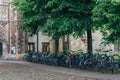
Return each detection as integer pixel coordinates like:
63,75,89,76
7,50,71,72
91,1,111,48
0,0,27,60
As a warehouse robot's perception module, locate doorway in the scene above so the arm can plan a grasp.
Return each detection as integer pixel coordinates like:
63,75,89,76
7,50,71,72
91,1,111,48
0,42,2,57
42,42,50,52
28,43,35,52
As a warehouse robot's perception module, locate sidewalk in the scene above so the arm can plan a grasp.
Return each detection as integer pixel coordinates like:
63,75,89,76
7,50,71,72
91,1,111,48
0,60,120,80
22,61,120,80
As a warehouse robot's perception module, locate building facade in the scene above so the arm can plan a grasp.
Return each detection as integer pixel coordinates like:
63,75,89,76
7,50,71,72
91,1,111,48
0,0,27,60
0,0,119,60
28,31,118,53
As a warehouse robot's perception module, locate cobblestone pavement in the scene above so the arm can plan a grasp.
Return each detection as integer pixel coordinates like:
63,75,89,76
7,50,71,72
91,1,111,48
0,60,120,80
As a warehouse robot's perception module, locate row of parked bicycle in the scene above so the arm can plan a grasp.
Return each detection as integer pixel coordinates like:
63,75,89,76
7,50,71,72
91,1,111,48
23,51,120,73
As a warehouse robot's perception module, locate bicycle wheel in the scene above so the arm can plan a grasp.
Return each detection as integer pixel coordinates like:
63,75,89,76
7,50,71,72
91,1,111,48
79,61,85,69
84,60,94,71
22,55,27,61
68,59,72,67
112,64,119,74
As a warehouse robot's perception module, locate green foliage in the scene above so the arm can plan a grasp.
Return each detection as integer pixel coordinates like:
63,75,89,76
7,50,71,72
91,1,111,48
11,0,96,54
45,0,95,38
11,0,120,43
11,0,95,40
11,0,49,35
44,0,95,54
92,0,120,43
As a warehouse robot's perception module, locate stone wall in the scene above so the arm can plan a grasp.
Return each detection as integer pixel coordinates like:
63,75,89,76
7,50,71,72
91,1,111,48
0,0,27,60
28,31,116,53
28,32,54,52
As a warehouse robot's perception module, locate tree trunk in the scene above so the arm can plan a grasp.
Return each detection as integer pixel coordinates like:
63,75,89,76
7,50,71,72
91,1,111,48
37,33,39,52
63,35,69,51
87,29,93,55
25,32,28,53
55,39,59,55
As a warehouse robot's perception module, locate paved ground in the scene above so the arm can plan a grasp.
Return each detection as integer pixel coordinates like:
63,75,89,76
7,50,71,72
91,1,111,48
0,60,120,80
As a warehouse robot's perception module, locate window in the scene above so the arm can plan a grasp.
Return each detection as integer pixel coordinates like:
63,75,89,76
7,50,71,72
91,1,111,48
63,36,69,51
28,43,35,52
42,42,50,52
64,42,69,51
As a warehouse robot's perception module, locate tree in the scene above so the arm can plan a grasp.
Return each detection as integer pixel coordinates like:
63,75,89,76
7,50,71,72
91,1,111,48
44,0,95,55
12,0,95,54
11,0,61,53
92,0,120,44
11,0,49,34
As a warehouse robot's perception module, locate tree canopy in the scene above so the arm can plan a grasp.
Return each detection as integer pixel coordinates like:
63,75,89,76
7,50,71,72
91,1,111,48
11,0,120,53
45,0,95,37
11,0,96,54
11,0,49,34
92,0,120,43
11,0,95,37
44,0,95,54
